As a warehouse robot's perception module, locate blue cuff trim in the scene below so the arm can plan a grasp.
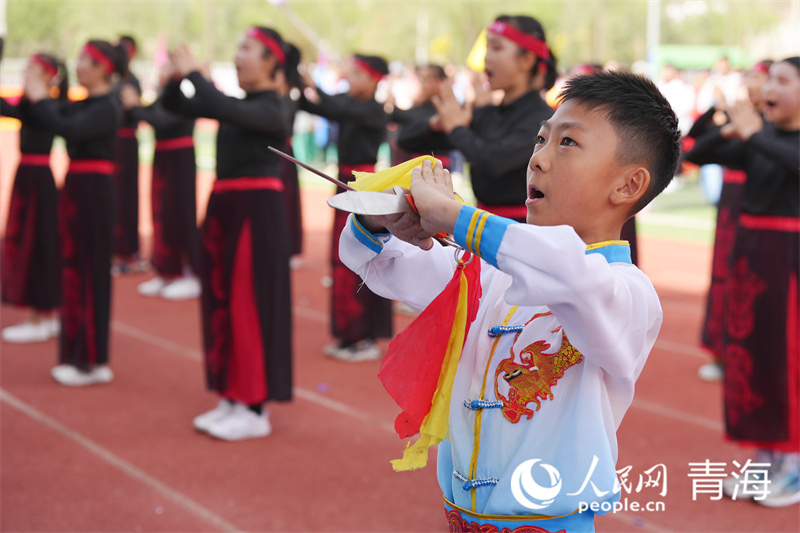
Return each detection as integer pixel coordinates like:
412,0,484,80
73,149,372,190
453,205,516,269
585,241,632,264
350,214,386,254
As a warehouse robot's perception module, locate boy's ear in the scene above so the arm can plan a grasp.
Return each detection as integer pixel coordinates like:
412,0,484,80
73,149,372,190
611,167,650,207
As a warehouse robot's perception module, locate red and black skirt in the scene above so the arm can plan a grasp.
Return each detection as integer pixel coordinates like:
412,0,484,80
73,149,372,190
723,213,799,452
702,169,746,358
201,177,292,405
330,164,393,345
1,154,60,310
279,138,303,257
58,160,116,369
113,127,139,257
151,136,200,277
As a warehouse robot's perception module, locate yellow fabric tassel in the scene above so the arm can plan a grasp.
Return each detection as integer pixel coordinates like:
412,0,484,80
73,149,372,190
391,267,470,471
349,155,439,192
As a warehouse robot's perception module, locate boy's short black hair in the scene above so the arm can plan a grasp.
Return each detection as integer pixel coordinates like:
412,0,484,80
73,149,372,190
558,71,681,215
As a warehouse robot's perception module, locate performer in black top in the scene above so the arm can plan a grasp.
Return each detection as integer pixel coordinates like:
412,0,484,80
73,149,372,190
121,64,201,301
112,35,144,272
163,27,298,441
301,54,393,362
26,39,125,386
390,64,453,168
684,57,800,508
1,53,67,344
278,43,304,261
687,60,773,383
410,15,556,221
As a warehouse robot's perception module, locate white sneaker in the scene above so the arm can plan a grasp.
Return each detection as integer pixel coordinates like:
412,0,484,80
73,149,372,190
206,403,272,441
325,340,382,362
193,399,234,433
47,317,60,336
698,362,723,382
723,450,775,500
758,454,800,508
2,320,55,343
138,276,169,297
51,365,113,387
161,276,201,301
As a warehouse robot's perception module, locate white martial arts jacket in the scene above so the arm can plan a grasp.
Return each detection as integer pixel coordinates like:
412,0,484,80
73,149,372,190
339,205,662,518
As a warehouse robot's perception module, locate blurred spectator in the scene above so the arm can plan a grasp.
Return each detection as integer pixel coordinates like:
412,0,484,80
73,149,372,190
658,64,696,135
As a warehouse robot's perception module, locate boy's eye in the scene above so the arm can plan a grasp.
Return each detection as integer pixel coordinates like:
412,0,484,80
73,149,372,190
560,137,577,146
536,135,545,144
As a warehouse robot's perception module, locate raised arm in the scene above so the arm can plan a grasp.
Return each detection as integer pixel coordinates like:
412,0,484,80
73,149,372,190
396,115,452,155
448,121,538,178
301,89,387,129
182,71,287,135
338,214,459,312
747,129,800,173
453,208,661,380
683,127,746,169
29,98,118,142
161,77,208,119
129,100,188,131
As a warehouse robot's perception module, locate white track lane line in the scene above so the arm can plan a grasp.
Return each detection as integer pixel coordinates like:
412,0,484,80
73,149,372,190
111,319,396,435
112,311,724,436
0,388,243,533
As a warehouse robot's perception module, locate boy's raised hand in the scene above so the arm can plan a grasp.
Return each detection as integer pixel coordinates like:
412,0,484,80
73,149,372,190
355,160,462,251
410,159,462,237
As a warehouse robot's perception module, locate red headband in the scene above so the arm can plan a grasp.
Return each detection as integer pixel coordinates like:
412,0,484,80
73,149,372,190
488,21,550,60
31,55,58,78
246,28,286,65
83,44,115,75
354,58,384,82
751,62,770,75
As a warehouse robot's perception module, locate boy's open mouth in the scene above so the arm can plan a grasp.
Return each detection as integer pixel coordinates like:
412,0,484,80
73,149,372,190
529,186,545,200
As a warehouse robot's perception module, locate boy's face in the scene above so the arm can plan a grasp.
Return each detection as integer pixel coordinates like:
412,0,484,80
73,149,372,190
526,100,627,241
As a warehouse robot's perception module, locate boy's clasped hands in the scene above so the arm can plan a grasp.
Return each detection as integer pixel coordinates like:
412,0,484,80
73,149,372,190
359,159,463,251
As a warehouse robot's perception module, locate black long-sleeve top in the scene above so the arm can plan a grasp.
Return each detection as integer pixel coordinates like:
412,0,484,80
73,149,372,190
28,94,122,161
114,74,142,130
391,102,452,158
129,99,195,141
0,96,56,154
300,89,387,166
162,71,288,179
684,124,799,217
397,90,552,206
452,90,552,206
283,95,299,141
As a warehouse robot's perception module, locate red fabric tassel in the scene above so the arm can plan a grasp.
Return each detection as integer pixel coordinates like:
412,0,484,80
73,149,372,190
378,253,482,439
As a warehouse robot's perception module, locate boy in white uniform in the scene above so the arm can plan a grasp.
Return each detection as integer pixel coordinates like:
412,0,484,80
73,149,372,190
339,71,681,532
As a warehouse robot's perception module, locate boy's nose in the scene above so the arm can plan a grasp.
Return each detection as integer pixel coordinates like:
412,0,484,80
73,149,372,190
530,149,547,174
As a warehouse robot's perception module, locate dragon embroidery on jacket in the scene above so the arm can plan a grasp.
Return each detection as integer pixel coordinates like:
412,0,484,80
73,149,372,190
493,325,584,424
